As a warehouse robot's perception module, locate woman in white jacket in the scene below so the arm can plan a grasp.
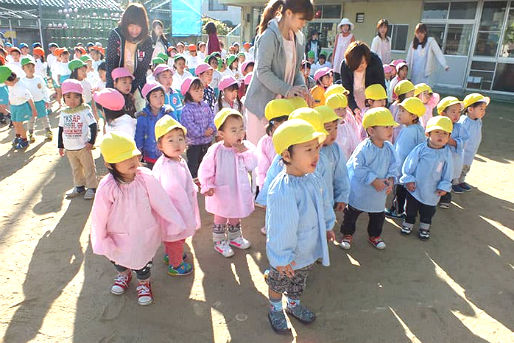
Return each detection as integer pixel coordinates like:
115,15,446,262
406,23,449,84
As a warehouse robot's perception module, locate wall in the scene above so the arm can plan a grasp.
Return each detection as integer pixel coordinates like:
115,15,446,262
202,1,241,27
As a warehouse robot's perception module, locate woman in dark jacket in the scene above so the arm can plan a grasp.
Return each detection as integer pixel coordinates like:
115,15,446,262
105,3,153,94
339,41,385,116
305,30,321,61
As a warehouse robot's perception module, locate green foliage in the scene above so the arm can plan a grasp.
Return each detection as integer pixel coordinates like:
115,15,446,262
201,17,232,36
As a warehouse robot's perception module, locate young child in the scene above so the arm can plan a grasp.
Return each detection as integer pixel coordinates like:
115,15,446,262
153,64,183,121
179,77,216,179
390,80,415,143
206,54,221,94
226,55,241,81
218,58,233,79
171,55,193,91
457,93,489,191
52,48,71,108
325,93,360,159
96,62,107,91
312,53,332,74
301,60,315,89
32,47,47,79
57,79,98,200
400,116,453,239
0,61,10,126
240,61,254,76
265,119,335,333
436,96,469,208
340,107,399,250
91,132,186,305
385,97,426,218
389,62,408,101
196,63,216,112
153,116,200,276
383,64,394,102
361,84,389,139
69,59,99,122
311,67,332,107
198,109,256,257
21,57,52,142
415,83,440,128
112,67,136,118
186,44,201,74
135,82,174,168
217,76,242,112
93,88,136,137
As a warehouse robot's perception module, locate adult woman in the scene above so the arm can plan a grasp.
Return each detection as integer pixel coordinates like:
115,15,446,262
105,3,152,97
205,22,221,55
370,19,391,64
339,41,385,117
331,18,355,81
305,30,321,61
244,0,314,145
151,20,169,60
406,23,449,84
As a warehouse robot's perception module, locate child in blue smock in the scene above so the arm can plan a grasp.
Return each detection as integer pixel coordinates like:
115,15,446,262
265,119,335,334
153,64,183,121
457,93,489,191
400,116,453,239
340,107,399,250
436,97,469,208
385,97,426,219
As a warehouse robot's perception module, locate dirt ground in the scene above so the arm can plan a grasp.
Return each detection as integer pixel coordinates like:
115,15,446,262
0,100,513,343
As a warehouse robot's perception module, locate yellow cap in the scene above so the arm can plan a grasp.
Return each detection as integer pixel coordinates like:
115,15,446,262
155,115,187,140
272,118,326,154
426,116,453,133
265,99,295,121
362,107,399,129
437,96,463,115
325,93,348,110
316,105,340,124
462,93,490,109
214,108,243,130
287,97,308,110
394,80,415,96
100,132,141,164
289,107,328,135
414,83,432,96
365,84,387,100
399,97,426,117
325,84,349,98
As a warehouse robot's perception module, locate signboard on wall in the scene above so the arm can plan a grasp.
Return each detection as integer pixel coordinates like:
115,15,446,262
172,0,202,36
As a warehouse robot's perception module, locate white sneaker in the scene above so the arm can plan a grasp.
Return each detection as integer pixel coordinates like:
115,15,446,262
65,187,85,199
214,241,234,257
260,226,267,235
84,188,96,200
136,282,153,306
111,272,132,295
229,236,251,250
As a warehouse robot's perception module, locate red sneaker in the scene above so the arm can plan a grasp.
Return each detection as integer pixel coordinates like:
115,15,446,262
368,236,386,250
136,282,153,305
111,272,132,295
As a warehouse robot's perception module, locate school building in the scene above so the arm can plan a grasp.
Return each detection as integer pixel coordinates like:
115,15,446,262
223,0,514,98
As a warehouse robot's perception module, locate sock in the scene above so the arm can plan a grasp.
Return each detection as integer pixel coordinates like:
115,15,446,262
269,298,283,312
287,297,300,308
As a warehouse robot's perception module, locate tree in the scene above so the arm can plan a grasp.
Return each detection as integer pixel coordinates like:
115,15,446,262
201,16,232,36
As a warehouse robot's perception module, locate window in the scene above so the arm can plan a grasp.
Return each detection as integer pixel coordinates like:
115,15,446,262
448,2,477,20
208,0,227,11
493,63,514,91
422,2,449,20
445,24,473,55
313,5,341,19
467,61,495,89
425,23,445,47
501,9,514,58
388,24,409,51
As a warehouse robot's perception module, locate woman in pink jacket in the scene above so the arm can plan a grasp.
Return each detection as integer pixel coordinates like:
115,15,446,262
91,132,186,306
198,109,258,258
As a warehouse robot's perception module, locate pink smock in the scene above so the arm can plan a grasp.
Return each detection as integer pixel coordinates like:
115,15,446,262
256,134,276,189
420,92,440,129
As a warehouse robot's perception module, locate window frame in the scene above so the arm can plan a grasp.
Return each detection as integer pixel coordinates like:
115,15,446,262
388,23,410,53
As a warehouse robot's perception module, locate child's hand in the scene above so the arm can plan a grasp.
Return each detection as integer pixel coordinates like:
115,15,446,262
205,128,214,137
204,188,215,196
326,230,336,242
233,142,248,153
448,137,457,147
85,143,94,150
385,178,394,194
59,148,65,157
334,202,346,211
277,261,296,278
371,178,387,192
406,182,416,192
436,190,447,196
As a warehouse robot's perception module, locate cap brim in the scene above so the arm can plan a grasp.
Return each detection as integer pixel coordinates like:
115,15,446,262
108,147,141,164
426,125,450,133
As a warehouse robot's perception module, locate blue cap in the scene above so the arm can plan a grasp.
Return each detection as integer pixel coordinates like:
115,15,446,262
19,43,28,49
48,42,58,48
86,42,94,47
5,42,12,47
32,42,41,48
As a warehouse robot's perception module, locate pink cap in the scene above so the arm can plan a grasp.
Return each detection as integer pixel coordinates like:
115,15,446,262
142,82,164,99
396,62,408,72
61,79,83,95
153,64,173,77
195,63,212,75
244,72,253,85
391,59,406,67
111,67,134,81
180,77,199,96
93,88,125,111
383,64,394,74
218,75,238,91
314,67,332,82
241,61,254,72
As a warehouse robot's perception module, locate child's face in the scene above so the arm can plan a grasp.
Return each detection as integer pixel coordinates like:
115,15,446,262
189,85,204,103
157,70,173,88
11,52,20,61
21,47,29,55
190,51,197,56
245,65,254,74
199,69,213,86
22,63,35,76
209,59,218,69
368,125,393,142
111,155,140,181
174,59,185,72
405,90,415,98
398,106,416,125
467,102,487,120
114,77,132,95
398,67,408,79
369,99,386,108
158,128,186,159
61,53,70,62
231,60,239,70
334,107,347,121
320,74,332,88
302,66,311,77
283,138,320,175
224,87,238,102
98,70,106,82
427,130,450,149
308,57,315,64
77,66,87,80
390,68,397,77
219,115,245,146
149,90,165,109
75,50,83,58
199,45,206,53
319,57,326,64
64,92,82,108
271,119,286,135
238,55,245,63
177,45,184,53
418,91,431,104
443,103,462,123
384,71,392,80
341,24,350,33
323,120,339,145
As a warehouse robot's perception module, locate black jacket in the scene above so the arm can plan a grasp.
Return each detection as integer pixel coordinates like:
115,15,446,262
105,27,153,93
305,39,322,59
339,52,386,111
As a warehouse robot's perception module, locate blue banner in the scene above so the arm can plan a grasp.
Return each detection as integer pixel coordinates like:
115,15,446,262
172,0,202,37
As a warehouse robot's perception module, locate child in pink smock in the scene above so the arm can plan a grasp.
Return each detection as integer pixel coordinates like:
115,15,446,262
198,108,257,257
415,83,440,129
153,116,201,276
326,93,361,159
91,132,186,306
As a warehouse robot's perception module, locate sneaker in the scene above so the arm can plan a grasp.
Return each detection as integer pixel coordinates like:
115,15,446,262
12,136,21,146
339,235,352,250
452,184,465,193
83,188,96,200
260,226,267,235
368,236,386,250
65,187,85,199
15,139,29,149
136,282,153,305
268,310,290,334
214,241,234,258
439,202,450,209
459,182,471,192
401,225,412,235
418,229,430,240
163,252,187,265
111,272,132,295
45,129,53,140
229,236,251,250
285,304,316,324
28,132,35,143
167,261,193,276
384,208,403,219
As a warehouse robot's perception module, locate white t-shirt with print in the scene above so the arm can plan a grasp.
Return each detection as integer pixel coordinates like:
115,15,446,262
58,104,97,150
21,75,50,102
8,81,32,106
